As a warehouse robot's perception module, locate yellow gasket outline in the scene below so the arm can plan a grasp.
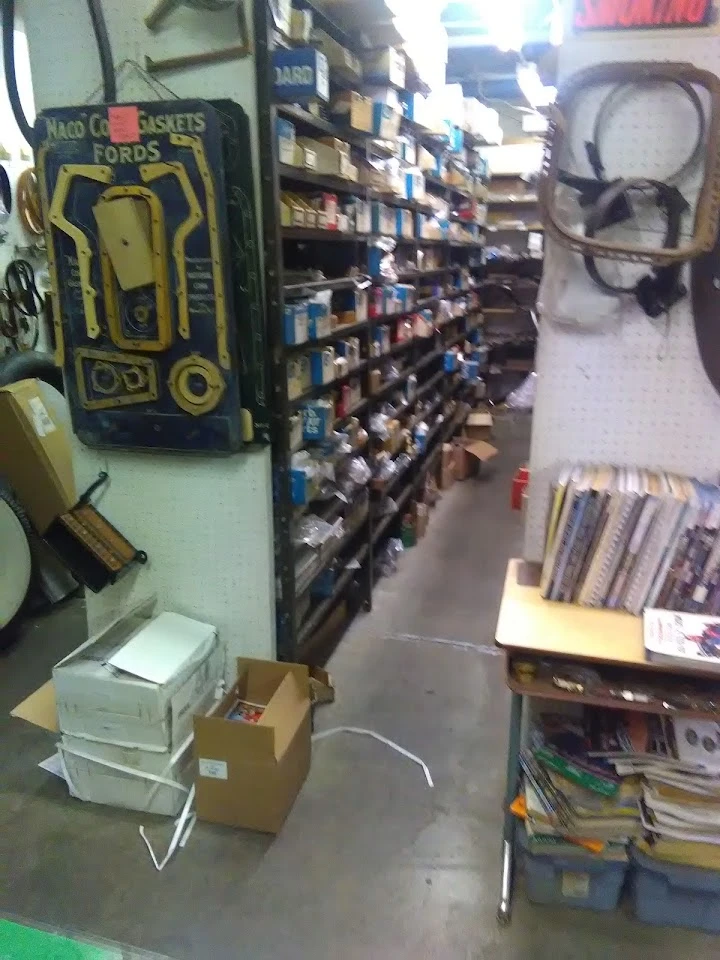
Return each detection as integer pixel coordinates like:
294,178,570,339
36,144,65,366
75,347,159,411
139,160,204,341
168,352,225,416
170,133,229,369
96,185,172,352
47,162,114,341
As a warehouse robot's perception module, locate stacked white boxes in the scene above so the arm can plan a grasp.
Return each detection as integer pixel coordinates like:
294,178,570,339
54,606,222,816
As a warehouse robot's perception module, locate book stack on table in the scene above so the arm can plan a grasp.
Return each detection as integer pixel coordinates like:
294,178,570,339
518,709,644,861
541,465,720,615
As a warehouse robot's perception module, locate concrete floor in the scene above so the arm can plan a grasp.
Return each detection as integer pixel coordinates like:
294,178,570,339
1,417,718,959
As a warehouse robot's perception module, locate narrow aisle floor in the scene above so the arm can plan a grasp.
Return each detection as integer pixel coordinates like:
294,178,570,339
1,417,718,960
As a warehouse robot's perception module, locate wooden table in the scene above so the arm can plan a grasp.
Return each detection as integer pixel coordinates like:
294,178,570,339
494,558,719,924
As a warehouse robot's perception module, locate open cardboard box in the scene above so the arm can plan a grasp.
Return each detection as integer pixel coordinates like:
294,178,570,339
194,658,312,834
453,437,498,479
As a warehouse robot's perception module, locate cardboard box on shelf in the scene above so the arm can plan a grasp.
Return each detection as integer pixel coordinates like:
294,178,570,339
297,138,355,179
363,46,406,88
310,28,362,82
194,658,312,834
331,91,373,133
0,379,76,534
290,7,313,41
291,143,317,170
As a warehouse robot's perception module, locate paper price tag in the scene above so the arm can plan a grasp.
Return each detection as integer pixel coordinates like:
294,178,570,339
199,758,228,780
108,105,140,144
28,396,56,437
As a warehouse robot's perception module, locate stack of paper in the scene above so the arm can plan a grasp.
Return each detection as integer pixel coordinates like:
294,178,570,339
601,717,720,870
541,464,720,615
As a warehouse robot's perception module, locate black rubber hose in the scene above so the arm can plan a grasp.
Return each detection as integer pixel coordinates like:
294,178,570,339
2,0,34,147
0,350,64,392
86,0,116,102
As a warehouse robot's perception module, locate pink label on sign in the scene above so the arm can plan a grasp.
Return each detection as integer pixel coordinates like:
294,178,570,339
108,105,140,144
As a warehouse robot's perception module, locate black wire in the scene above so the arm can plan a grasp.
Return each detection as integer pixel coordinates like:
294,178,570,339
2,0,34,147
86,0,116,102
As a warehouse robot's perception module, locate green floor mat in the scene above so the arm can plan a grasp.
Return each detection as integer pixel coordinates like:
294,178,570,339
0,919,173,960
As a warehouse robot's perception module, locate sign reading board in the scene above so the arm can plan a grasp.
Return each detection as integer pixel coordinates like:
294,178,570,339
574,0,712,30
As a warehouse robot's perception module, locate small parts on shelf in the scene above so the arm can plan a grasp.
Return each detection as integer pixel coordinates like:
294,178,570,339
508,654,720,717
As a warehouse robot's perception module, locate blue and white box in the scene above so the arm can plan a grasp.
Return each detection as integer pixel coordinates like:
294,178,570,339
310,347,335,385
302,400,333,441
308,301,332,339
284,301,309,345
290,468,311,505
276,117,296,165
273,48,329,103
372,102,401,139
444,350,458,372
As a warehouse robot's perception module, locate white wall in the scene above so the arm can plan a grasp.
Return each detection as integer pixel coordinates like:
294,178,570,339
0,24,51,352
21,0,276,672
524,25,720,560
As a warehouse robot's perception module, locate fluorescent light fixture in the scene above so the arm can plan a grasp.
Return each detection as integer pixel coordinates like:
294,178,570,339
516,62,556,108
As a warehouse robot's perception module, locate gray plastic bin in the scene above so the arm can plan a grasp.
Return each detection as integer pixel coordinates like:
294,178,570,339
518,827,627,910
631,846,720,932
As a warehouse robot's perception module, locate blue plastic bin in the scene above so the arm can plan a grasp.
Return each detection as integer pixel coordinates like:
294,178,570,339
518,827,627,910
630,846,720,932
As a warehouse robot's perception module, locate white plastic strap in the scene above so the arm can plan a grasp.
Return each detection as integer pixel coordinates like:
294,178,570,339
58,744,190,794
312,726,434,787
140,785,196,871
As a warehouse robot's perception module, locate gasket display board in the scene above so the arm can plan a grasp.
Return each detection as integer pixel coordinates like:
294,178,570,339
36,99,265,453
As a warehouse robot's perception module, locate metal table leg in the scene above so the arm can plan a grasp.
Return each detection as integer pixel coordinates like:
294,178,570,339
497,690,523,926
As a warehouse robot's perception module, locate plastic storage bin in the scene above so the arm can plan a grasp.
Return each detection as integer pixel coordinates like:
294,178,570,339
631,846,720,932
518,827,628,911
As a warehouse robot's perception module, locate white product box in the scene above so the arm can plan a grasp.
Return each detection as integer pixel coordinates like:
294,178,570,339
59,733,194,817
53,610,222,754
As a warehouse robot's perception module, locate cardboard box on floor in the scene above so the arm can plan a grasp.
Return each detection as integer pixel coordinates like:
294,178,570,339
0,379,76,533
453,437,498,479
464,407,493,442
194,658,311,834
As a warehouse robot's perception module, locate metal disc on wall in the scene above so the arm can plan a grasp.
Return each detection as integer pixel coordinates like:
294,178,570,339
0,499,32,628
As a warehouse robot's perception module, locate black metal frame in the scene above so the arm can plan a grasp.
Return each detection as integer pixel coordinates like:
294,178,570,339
252,0,489,663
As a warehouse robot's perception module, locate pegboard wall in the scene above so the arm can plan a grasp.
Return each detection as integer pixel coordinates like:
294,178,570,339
524,28,720,561
22,0,276,672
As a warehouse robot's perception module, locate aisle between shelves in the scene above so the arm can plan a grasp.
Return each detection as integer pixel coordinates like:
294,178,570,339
256,0,498,661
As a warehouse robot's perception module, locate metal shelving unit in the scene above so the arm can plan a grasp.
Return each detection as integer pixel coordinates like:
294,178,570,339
253,0,489,662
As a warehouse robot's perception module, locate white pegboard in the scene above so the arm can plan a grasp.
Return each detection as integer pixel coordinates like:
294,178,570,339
525,30,720,561
21,0,276,672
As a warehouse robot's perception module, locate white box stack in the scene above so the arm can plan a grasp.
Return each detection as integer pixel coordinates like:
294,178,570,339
54,605,222,816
